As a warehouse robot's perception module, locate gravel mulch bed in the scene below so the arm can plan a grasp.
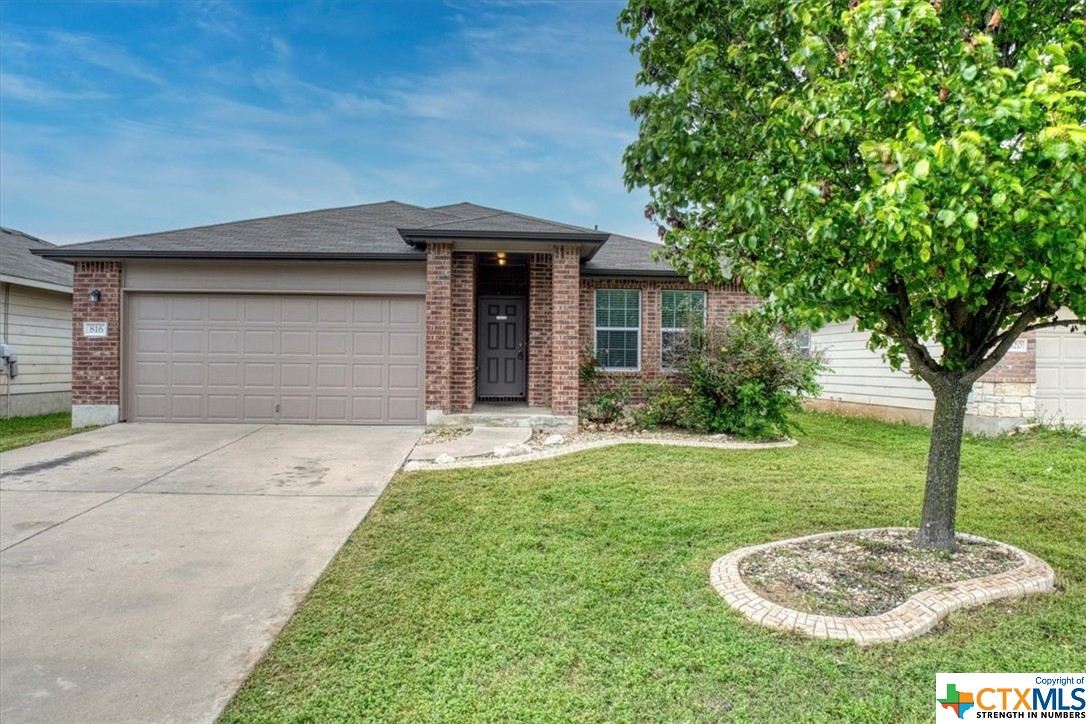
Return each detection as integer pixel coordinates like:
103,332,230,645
739,530,1019,617
415,427,473,446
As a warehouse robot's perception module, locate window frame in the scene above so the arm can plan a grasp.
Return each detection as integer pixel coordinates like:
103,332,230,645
661,289,707,371
594,289,642,372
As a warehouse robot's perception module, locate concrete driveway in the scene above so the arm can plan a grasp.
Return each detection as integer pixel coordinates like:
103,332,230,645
0,423,421,724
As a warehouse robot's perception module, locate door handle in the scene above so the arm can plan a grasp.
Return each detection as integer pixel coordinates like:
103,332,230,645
517,350,524,360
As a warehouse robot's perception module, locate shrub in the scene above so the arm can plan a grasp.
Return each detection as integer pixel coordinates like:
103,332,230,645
578,348,632,425
646,316,824,439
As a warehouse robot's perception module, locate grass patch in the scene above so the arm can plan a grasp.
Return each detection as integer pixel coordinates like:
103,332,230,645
0,412,83,453
222,413,1086,722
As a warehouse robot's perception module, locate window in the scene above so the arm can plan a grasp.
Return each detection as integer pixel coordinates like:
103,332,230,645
661,290,706,370
793,328,812,357
595,289,641,370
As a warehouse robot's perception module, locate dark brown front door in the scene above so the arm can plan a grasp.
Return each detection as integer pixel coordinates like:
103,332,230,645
477,296,526,399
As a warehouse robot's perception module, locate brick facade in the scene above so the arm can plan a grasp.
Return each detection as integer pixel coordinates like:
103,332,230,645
550,246,581,416
578,278,759,403
449,252,477,413
527,254,553,407
71,261,123,407
424,243,452,413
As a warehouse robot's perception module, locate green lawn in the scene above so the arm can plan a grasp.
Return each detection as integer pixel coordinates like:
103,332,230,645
0,412,82,453
222,413,1086,723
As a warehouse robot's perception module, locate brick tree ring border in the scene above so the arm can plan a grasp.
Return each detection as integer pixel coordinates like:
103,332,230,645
709,527,1055,645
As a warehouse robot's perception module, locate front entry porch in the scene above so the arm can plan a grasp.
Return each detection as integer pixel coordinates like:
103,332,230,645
423,241,585,425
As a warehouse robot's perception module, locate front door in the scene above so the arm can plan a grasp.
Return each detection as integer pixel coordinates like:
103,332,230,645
477,296,526,399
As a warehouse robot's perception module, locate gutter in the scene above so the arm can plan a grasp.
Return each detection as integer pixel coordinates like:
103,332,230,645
31,250,426,263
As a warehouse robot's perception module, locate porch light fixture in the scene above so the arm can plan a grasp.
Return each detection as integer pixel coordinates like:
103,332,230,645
88,289,102,303
496,252,507,266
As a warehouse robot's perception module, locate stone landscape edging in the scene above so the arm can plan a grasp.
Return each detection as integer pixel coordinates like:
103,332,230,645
709,527,1055,645
403,436,796,470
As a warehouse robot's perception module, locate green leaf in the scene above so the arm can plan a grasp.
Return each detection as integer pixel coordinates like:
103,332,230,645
937,209,957,227
963,212,978,230
914,159,930,179
962,65,978,81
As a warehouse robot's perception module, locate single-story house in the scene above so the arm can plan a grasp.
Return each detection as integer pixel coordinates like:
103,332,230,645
35,202,756,428
1,228,74,418
808,316,1085,433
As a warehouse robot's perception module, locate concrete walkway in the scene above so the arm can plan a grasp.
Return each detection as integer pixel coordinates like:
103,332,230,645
408,426,531,460
0,423,421,724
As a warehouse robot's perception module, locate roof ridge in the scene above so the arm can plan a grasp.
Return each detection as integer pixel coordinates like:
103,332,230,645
1,227,56,247
57,200,442,248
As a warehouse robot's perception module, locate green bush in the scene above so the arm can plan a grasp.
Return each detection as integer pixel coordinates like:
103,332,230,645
645,316,824,439
579,350,633,424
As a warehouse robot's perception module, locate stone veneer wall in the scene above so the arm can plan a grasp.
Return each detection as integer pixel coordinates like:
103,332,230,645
966,330,1038,424
71,261,123,427
578,278,759,403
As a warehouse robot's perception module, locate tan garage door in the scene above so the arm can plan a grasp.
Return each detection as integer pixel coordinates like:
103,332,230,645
127,294,424,424
1036,322,1085,426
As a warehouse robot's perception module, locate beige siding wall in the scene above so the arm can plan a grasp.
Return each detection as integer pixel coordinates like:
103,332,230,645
811,320,938,412
0,283,73,406
124,261,425,295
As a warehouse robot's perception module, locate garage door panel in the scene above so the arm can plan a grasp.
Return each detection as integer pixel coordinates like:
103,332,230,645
171,362,204,386
128,294,424,424
208,362,239,386
389,332,421,357
172,329,205,354
389,299,421,324
317,298,350,323
353,332,384,356
352,396,384,423
279,396,312,421
135,394,167,419
281,330,312,355
209,330,240,354
280,363,312,388
317,331,349,356
244,330,276,354
280,299,313,323
207,395,239,420
388,365,419,389
244,298,278,322
316,396,349,422
353,298,385,324
388,397,421,422
208,297,242,321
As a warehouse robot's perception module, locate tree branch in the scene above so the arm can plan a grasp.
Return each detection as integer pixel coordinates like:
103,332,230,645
1024,318,1084,332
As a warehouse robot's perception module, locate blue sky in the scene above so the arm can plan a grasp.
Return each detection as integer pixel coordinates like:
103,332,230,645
0,1,655,244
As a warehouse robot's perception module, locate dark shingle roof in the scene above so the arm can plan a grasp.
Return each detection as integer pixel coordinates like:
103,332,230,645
34,201,678,276
583,234,673,276
0,228,73,290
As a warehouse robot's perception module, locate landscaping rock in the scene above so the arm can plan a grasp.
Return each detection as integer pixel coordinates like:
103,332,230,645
493,444,531,458
403,460,422,471
542,434,565,446
434,454,456,465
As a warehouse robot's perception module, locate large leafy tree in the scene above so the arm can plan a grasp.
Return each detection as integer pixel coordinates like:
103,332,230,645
621,0,1086,550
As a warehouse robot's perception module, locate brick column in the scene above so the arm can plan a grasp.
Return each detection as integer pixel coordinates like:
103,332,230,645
527,253,552,407
72,261,123,427
449,252,477,412
425,243,453,416
551,245,580,417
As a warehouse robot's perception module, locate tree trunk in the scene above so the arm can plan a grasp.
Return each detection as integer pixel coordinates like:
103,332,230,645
913,379,972,552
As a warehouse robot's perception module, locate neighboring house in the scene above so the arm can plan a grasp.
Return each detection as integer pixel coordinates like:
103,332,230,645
0,228,74,418
808,317,1085,433
35,202,757,428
